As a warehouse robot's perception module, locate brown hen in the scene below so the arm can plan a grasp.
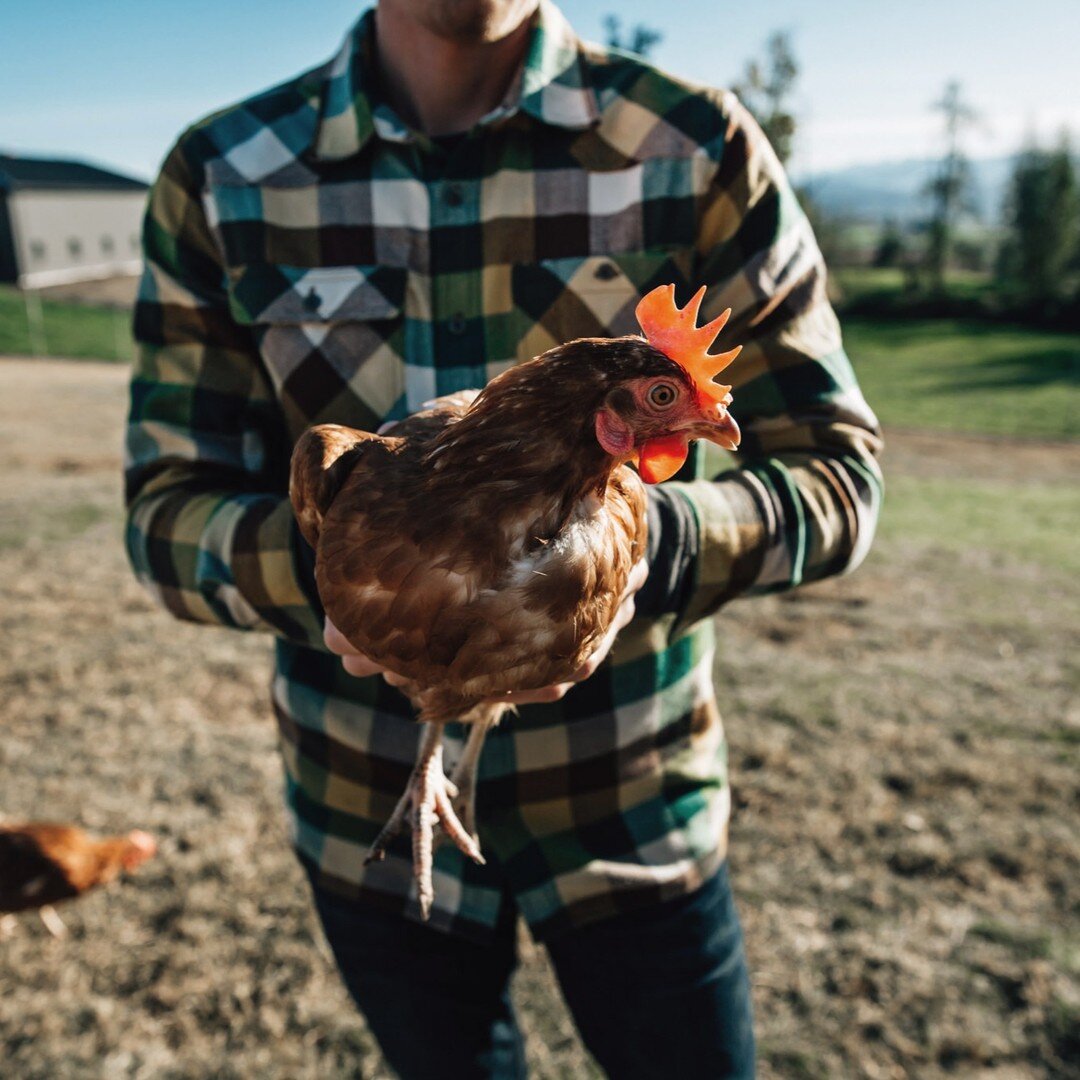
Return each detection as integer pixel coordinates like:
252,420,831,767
289,285,741,917
0,823,156,933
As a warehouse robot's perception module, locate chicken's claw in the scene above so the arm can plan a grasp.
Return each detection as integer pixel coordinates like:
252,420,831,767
365,723,484,920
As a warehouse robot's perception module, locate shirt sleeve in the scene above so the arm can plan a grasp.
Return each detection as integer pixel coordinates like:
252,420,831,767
663,93,884,629
124,133,325,648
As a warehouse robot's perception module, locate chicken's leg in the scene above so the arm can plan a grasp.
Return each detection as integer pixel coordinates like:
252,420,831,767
449,706,503,840
39,905,67,938
365,722,484,919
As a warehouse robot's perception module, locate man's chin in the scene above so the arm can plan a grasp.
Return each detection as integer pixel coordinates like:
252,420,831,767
416,0,537,44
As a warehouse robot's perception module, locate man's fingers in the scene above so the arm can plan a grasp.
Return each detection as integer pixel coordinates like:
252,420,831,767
613,595,637,631
342,654,386,678
576,592,635,674
326,617,406,682
586,558,645,664
622,558,648,600
493,683,573,705
323,618,357,656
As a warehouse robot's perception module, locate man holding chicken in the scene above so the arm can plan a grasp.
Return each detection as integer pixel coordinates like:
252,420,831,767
125,0,882,1075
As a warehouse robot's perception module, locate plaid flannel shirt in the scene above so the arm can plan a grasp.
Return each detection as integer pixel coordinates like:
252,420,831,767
125,0,882,941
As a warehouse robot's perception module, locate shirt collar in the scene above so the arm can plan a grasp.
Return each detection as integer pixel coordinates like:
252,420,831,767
312,0,598,161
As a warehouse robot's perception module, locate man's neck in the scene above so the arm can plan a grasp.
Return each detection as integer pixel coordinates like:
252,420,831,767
374,3,536,137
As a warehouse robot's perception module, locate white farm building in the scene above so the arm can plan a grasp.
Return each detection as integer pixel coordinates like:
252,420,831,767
0,154,148,288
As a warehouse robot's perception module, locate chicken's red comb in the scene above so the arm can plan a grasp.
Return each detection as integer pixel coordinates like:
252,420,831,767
635,285,742,406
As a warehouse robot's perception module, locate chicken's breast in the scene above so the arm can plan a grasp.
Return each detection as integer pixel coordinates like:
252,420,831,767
309,438,645,722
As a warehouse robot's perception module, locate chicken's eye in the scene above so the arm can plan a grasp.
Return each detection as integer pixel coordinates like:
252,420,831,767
646,382,679,409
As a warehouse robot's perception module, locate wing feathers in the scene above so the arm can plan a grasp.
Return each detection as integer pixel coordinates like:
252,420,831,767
307,416,647,720
290,425,383,548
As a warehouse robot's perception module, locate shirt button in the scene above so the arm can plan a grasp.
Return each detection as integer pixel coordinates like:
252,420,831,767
447,312,467,335
444,184,464,207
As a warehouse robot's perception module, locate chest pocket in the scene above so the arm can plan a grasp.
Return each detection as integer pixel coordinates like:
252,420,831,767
510,250,703,483
510,251,695,362
226,263,407,434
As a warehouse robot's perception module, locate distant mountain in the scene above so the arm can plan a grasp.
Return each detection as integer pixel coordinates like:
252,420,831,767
797,156,1015,225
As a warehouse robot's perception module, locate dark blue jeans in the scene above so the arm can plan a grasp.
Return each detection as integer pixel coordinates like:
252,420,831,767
308,863,755,1079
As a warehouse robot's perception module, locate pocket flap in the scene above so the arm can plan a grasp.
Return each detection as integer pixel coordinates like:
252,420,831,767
227,264,406,325
513,252,692,339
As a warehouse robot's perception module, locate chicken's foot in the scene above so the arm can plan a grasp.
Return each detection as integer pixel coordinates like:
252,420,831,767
365,722,484,919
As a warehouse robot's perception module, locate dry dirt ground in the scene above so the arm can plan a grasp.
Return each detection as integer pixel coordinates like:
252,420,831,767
37,277,141,310
1,358,1077,1079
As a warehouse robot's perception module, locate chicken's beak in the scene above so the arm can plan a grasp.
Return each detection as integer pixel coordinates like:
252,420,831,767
684,402,741,452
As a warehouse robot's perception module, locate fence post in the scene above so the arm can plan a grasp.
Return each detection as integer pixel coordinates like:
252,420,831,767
23,289,47,356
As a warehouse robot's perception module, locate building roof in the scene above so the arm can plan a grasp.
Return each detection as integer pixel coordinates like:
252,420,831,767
0,154,148,193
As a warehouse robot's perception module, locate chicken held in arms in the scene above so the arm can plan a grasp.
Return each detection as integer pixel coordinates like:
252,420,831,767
290,284,742,917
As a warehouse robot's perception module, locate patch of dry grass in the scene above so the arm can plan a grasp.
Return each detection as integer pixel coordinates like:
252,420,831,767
1,359,1077,1078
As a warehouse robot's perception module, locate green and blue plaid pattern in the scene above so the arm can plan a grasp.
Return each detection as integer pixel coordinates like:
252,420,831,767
126,0,882,940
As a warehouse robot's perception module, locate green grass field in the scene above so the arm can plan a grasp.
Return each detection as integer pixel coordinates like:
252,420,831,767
0,286,134,362
2,278,1077,440
834,266,998,306
843,316,1080,439
831,266,1079,439
882,468,1080,577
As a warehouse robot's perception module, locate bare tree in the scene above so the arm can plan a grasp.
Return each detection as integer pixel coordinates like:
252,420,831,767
734,31,799,165
923,81,979,294
603,15,663,59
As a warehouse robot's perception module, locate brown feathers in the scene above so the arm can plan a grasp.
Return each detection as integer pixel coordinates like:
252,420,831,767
0,823,156,913
289,425,385,550
290,338,661,723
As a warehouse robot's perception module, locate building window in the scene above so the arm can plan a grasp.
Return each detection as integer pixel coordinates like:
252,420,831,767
67,237,82,258
100,235,115,256
29,240,46,261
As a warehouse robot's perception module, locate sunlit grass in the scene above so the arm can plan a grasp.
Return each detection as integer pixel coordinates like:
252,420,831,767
843,317,1080,439
0,286,134,362
878,471,1080,577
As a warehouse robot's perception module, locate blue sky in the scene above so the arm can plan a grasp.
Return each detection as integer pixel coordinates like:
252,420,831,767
3,0,1077,181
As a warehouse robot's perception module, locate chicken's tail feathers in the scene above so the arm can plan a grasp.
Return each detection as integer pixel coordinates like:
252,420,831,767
289,425,377,548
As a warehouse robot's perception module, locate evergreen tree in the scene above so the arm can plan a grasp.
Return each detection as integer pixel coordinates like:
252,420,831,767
874,221,905,268
997,137,1079,311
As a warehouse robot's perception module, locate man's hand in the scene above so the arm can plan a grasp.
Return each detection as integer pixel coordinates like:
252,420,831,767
322,558,648,703
323,620,396,679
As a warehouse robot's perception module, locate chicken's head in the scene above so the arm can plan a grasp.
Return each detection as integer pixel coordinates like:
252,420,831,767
120,830,157,872
593,284,742,483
